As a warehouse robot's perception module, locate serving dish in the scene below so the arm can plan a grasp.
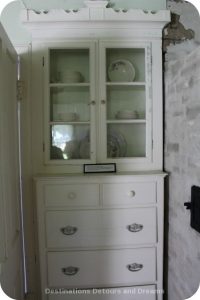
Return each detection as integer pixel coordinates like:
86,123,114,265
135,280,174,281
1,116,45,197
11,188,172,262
108,59,136,82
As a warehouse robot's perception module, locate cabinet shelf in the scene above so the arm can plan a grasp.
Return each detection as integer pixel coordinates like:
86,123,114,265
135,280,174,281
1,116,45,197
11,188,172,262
107,120,146,124
49,83,90,87
106,82,145,86
50,121,90,125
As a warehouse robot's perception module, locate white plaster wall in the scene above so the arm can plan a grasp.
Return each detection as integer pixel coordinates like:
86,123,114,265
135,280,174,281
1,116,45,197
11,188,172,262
165,43,200,300
166,0,200,61
164,2,200,300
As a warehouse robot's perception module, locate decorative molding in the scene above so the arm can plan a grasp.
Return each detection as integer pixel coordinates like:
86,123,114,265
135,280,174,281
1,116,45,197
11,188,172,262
21,8,170,23
84,1,109,8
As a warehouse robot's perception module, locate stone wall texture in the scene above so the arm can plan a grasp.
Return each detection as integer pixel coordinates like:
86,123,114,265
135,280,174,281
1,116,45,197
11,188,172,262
165,46,200,300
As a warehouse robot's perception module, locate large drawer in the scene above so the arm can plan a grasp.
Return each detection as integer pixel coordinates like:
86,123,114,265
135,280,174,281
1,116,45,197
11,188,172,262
47,285,157,300
47,248,156,288
102,182,156,206
44,184,99,207
45,208,157,248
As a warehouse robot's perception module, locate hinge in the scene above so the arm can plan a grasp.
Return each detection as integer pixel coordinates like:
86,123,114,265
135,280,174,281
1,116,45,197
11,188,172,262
152,139,154,149
42,56,45,67
17,80,25,102
34,255,37,264
151,55,153,66
43,143,45,152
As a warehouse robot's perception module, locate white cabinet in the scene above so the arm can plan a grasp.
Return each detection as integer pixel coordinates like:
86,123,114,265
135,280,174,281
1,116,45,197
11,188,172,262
44,41,152,169
25,4,170,300
21,6,170,174
44,42,96,164
35,174,165,300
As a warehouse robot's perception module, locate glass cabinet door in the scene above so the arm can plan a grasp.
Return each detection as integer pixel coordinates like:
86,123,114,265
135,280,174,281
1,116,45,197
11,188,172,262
99,42,152,162
44,42,96,163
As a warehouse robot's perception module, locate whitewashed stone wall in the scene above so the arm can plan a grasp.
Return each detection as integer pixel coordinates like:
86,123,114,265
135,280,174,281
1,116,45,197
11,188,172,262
165,46,200,300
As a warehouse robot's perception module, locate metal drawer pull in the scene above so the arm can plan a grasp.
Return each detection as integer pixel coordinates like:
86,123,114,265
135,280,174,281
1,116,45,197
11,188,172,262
127,263,143,272
62,266,79,276
60,226,78,235
127,223,143,232
68,192,76,200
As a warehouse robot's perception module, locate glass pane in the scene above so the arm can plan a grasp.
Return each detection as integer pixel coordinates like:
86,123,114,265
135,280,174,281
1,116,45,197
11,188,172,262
50,125,90,160
50,86,90,122
50,49,90,83
106,48,145,82
107,86,146,120
107,124,146,158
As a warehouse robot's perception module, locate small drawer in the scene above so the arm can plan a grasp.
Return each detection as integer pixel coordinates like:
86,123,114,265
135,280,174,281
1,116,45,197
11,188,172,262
44,184,99,207
47,248,156,288
45,208,157,248
102,182,156,206
48,285,156,300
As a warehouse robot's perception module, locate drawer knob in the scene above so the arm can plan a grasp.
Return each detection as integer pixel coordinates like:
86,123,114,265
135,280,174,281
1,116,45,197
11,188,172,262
127,223,143,232
62,266,79,276
68,192,76,200
127,263,143,272
128,190,136,197
60,226,78,235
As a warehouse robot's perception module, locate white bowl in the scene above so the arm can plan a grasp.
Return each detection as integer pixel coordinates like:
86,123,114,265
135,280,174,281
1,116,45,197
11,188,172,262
61,71,83,83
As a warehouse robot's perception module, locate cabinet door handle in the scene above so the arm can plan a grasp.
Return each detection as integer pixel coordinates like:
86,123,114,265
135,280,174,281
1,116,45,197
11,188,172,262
127,263,143,272
88,101,96,105
127,223,143,232
62,266,79,276
60,226,78,235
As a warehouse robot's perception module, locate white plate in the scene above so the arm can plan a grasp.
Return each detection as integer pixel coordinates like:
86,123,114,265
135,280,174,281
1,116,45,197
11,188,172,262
108,59,136,82
107,129,127,158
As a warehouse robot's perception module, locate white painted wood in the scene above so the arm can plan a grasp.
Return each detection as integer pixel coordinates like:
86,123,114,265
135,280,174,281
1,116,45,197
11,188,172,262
47,248,156,288
16,45,38,297
0,23,23,299
102,182,156,206
30,38,166,172
45,208,157,248
27,5,168,298
43,41,97,165
35,174,165,300
99,41,152,165
21,8,170,24
48,285,157,300
44,183,99,207
21,6,170,173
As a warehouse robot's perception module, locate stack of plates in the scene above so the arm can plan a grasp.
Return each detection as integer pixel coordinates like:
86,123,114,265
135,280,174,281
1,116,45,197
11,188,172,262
115,110,139,120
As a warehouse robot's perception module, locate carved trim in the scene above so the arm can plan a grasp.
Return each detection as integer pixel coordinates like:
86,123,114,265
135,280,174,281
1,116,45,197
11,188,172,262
21,8,170,23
